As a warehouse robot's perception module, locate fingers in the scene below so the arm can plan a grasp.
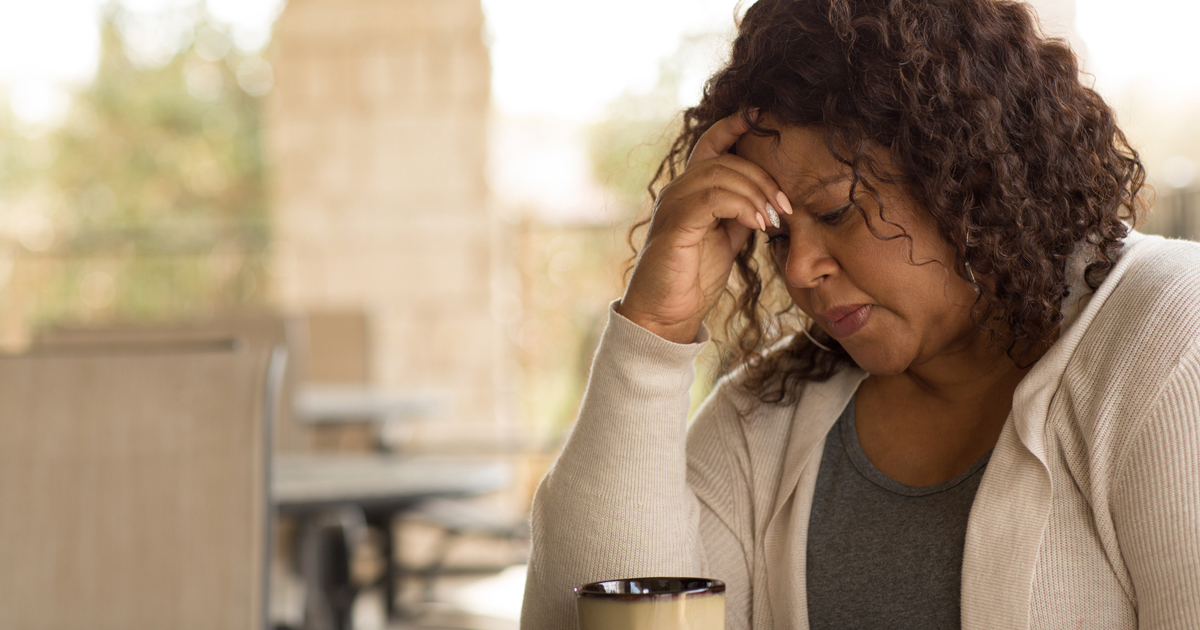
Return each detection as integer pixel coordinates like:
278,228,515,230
678,111,795,231
711,154,794,219
675,187,769,234
664,156,792,231
686,111,754,168
659,110,803,237
668,162,775,229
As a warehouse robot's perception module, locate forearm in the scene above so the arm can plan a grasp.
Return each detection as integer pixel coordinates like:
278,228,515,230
521,302,709,629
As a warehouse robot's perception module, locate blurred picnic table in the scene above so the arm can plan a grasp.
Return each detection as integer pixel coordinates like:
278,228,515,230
273,454,513,630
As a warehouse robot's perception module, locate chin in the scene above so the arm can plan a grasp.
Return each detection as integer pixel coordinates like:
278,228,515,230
844,345,912,376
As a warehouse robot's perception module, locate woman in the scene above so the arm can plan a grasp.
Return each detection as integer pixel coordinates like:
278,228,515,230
522,0,1200,628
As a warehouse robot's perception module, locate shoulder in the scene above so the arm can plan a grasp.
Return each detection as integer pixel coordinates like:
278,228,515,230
1116,234,1200,293
1059,235,1200,464
1088,235,1200,350
1113,235,1200,307
1069,234,1200,378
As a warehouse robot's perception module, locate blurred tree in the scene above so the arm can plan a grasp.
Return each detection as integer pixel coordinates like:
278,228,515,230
586,97,678,220
586,33,727,220
0,100,34,196
19,4,272,331
586,87,678,222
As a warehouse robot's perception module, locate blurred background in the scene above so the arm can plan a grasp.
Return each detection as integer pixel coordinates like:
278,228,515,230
0,0,1196,628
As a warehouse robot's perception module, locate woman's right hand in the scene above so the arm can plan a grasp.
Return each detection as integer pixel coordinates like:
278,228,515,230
617,112,792,344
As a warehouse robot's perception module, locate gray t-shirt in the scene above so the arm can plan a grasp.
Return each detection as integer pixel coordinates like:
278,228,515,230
806,396,990,629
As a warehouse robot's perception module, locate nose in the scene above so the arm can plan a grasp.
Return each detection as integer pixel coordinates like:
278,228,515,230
782,227,839,289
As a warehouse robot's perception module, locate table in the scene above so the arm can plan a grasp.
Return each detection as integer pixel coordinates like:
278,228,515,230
272,454,512,630
291,386,448,453
293,386,445,424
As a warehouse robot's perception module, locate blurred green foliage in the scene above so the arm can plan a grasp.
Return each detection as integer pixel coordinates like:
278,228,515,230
586,104,677,219
584,33,729,221
0,107,34,194
3,6,271,338
584,47,692,220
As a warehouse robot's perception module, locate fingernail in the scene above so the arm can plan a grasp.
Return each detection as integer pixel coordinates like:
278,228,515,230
765,204,780,229
775,191,793,215
756,213,767,232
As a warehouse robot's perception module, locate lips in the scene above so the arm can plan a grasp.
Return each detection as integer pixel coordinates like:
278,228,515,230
820,304,873,338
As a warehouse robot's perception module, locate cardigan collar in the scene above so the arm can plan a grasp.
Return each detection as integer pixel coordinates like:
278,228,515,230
1009,230,1152,470
765,366,867,630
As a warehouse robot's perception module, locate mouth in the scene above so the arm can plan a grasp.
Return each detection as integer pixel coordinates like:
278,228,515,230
820,304,873,338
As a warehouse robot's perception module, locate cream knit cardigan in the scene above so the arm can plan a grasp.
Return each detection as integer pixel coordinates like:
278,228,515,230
522,231,1200,629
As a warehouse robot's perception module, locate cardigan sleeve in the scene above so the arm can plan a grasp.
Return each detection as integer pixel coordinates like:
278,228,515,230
520,302,715,629
1111,336,1200,628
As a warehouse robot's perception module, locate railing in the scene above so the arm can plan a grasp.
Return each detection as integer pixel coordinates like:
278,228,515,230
0,226,268,350
1147,187,1200,240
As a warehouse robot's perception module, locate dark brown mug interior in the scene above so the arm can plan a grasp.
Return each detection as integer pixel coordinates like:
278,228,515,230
575,578,725,598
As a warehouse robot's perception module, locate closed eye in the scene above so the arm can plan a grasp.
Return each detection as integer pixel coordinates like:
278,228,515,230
816,203,852,225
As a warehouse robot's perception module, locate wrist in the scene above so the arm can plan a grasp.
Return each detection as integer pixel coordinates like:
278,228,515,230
614,301,704,345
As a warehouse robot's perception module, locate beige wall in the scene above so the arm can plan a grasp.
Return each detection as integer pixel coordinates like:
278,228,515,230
267,0,510,448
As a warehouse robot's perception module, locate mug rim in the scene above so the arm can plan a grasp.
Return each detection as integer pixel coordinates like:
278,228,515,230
574,577,725,599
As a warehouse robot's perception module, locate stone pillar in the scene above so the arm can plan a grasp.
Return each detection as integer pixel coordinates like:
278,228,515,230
267,0,507,448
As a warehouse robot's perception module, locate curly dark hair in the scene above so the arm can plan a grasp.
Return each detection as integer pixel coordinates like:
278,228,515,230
634,0,1147,405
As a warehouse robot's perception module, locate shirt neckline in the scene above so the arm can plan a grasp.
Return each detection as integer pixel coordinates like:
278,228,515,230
839,396,992,497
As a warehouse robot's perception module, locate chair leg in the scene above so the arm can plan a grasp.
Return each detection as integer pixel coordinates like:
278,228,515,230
421,529,460,604
298,507,369,630
365,512,398,621
298,518,336,630
320,526,356,630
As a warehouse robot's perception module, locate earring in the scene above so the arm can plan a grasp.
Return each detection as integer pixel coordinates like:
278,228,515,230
963,227,982,298
964,261,981,297
802,325,833,352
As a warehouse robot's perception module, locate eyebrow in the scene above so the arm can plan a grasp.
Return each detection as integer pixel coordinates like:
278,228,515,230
789,174,853,203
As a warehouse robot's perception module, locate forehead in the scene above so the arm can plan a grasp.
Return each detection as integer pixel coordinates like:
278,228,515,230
735,122,852,201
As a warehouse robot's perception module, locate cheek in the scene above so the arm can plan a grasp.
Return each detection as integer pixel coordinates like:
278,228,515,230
848,244,969,347
858,218,962,314
872,267,979,365
875,263,966,335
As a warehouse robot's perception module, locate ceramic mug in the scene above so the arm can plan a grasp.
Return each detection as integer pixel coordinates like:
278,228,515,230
575,577,725,630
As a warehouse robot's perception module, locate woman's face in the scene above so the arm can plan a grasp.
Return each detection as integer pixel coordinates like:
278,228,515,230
737,122,982,375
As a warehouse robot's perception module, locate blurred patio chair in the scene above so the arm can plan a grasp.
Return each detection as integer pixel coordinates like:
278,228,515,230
32,313,306,453
294,310,381,453
0,337,285,630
